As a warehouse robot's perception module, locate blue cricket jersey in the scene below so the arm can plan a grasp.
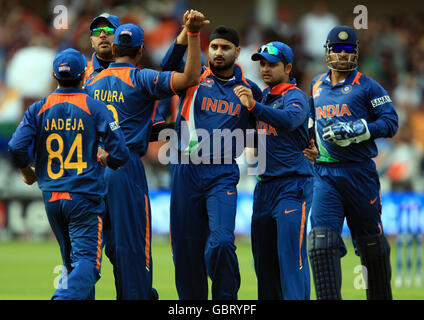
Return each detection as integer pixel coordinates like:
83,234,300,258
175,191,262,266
249,79,314,181
8,88,129,196
85,62,177,156
162,41,262,162
310,69,398,163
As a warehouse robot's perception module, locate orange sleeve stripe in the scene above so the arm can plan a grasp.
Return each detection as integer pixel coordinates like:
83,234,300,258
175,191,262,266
180,86,197,122
38,94,91,116
170,71,177,95
151,100,159,122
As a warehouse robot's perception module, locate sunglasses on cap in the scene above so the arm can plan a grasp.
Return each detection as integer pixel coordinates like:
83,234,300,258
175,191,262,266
91,26,115,36
330,45,356,54
258,45,288,63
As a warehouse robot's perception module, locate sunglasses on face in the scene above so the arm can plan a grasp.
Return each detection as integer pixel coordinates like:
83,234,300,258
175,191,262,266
330,45,356,54
91,26,115,36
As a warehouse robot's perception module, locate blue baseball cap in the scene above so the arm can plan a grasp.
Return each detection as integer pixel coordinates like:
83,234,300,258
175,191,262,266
114,23,144,47
251,41,293,64
90,12,121,30
53,48,87,81
325,25,359,47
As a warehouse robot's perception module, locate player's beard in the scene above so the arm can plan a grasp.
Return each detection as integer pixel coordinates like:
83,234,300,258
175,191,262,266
209,55,236,74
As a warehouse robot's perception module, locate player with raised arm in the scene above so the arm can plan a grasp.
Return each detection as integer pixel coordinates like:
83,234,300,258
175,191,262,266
8,48,129,300
161,23,263,300
84,10,208,300
234,41,314,300
307,26,398,300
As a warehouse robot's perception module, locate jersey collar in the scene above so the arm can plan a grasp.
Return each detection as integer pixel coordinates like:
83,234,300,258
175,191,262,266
265,78,298,96
53,88,86,94
324,69,360,87
108,62,135,68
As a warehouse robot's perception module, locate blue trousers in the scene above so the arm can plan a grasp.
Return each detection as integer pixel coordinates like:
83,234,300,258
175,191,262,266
251,176,313,300
310,160,384,256
43,192,104,300
103,150,153,300
169,163,241,300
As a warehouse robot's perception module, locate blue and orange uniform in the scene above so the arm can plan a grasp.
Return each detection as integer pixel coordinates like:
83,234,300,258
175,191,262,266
308,26,398,300
8,49,129,300
84,24,180,299
162,31,262,300
249,80,314,300
245,42,314,300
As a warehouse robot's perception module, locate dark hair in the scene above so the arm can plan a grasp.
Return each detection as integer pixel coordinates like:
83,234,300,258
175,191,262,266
114,34,140,58
56,74,84,87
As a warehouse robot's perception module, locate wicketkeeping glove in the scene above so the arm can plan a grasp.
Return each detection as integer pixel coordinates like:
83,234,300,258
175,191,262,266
322,119,371,147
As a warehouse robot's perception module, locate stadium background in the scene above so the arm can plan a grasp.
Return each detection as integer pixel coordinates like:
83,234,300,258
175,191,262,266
0,0,423,299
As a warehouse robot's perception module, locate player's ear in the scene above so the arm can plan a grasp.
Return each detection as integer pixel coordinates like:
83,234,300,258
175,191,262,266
90,36,95,49
285,63,293,75
52,71,57,81
111,43,115,56
137,44,144,58
235,46,241,59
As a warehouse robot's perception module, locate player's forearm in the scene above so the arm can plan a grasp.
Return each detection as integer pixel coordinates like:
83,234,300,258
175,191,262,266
250,101,307,131
161,40,187,72
171,33,201,91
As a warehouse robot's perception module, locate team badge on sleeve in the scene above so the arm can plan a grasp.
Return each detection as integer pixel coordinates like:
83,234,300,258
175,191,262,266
109,120,120,131
371,95,392,108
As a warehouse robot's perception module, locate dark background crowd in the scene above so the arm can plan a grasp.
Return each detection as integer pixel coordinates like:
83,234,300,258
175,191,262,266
1,0,424,195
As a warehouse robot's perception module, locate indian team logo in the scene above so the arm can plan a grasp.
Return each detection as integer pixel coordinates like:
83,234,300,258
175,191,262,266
342,85,352,94
338,31,349,40
199,77,214,88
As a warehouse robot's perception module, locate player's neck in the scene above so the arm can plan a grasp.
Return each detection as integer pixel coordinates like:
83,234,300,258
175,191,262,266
330,70,351,86
115,56,137,66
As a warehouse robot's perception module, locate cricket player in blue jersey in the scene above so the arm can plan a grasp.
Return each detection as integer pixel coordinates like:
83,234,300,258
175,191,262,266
8,48,129,300
161,25,263,300
307,26,398,300
234,42,314,300
85,13,121,82
85,11,208,300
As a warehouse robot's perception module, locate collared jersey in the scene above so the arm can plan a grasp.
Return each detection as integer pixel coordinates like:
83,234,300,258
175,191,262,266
84,53,109,83
249,79,313,181
310,69,398,163
8,88,129,196
162,41,262,161
85,62,177,156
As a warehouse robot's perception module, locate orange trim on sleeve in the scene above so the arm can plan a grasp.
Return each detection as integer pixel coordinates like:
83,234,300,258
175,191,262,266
49,192,72,202
151,100,159,122
145,194,151,270
247,100,256,111
170,71,178,95
180,86,198,122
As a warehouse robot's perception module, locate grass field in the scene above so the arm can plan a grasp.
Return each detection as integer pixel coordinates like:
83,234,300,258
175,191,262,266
0,235,422,300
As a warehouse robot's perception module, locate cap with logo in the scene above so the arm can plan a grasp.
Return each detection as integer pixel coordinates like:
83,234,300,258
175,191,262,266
53,48,87,80
90,12,121,30
251,41,293,64
114,23,144,47
325,25,359,48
